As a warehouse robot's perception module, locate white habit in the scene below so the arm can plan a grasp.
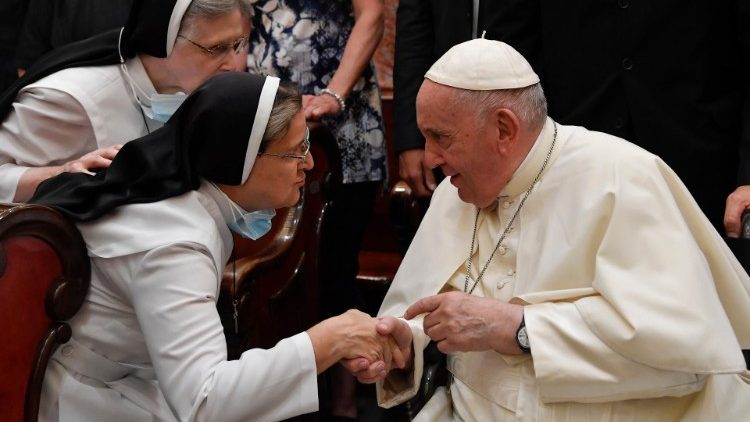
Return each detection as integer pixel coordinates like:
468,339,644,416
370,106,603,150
0,57,161,202
39,181,319,421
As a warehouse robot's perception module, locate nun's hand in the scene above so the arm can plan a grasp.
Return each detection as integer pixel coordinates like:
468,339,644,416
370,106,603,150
61,145,122,175
302,94,341,120
341,316,413,384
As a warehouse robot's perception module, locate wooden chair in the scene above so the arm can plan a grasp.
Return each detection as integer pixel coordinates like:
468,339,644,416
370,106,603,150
0,204,90,422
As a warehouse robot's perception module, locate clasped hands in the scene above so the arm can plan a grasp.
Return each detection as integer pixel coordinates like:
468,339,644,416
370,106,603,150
341,291,524,384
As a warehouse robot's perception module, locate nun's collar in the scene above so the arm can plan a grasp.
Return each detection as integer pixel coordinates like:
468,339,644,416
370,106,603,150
124,56,158,106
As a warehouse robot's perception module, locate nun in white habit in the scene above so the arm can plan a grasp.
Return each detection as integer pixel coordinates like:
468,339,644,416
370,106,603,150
30,72,394,421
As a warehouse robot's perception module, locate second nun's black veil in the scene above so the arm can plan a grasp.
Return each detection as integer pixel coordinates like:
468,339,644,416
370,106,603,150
29,72,272,221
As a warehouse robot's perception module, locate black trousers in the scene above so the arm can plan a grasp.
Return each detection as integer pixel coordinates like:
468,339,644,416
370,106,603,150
319,181,380,318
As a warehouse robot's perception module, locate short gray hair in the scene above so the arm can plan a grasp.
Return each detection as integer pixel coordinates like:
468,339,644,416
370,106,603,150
260,81,302,151
180,0,251,34
453,83,548,131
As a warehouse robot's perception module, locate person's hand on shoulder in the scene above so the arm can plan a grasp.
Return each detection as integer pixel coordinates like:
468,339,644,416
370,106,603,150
61,144,123,175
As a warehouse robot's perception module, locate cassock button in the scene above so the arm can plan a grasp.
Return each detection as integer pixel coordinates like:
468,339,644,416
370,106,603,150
497,280,510,289
507,269,516,276
502,201,512,209
622,58,634,70
618,0,629,8
498,246,507,255
61,345,73,357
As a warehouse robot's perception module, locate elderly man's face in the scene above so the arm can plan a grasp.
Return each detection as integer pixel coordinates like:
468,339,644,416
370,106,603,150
416,81,516,208
163,8,247,93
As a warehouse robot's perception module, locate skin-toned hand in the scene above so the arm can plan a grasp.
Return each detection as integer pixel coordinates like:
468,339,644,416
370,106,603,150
14,144,124,202
341,316,413,383
398,149,436,198
308,309,402,374
724,185,750,238
404,291,524,355
302,94,341,121
61,145,123,175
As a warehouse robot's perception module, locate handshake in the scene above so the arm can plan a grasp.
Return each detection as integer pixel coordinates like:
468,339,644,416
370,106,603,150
307,291,526,382
306,309,414,383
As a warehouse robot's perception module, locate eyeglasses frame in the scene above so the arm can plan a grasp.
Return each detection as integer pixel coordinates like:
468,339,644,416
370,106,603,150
258,127,311,161
177,34,249,57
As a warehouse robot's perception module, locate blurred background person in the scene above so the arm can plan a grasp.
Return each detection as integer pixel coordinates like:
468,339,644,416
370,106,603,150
247,0,386,419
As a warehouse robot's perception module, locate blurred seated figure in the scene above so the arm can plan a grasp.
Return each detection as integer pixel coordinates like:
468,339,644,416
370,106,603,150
30,72,406,421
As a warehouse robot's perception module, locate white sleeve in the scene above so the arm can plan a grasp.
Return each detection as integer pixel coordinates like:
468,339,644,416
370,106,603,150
0,87,96,202
129,243,318,422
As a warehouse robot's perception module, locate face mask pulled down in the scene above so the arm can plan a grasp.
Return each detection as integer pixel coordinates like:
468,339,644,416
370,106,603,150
226,201,276,240
121,62,187,123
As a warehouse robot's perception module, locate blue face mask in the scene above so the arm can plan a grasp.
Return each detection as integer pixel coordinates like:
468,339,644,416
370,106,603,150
226,201,276,240
150,92,187,123
120,62,187,123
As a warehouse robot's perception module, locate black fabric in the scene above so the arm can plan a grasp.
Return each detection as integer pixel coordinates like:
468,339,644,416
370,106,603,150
29,72,267,222
392,0,540,154
535,0,749,231
15,0,134,70
0,0,180,120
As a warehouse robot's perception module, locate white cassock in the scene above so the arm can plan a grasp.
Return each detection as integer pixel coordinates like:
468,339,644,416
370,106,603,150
0,56,161,202
377,118,750,421
39,181,319,422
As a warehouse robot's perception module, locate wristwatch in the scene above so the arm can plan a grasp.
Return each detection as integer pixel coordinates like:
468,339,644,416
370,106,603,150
515,314,531,353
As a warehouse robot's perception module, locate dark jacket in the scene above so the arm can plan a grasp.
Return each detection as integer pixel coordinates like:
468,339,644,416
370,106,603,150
15,0,133,70
537,0,750,229
392,0,540,153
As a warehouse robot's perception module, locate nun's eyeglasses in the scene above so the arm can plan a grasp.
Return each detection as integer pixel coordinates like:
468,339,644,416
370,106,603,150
177,34,249,57
258,127,311,161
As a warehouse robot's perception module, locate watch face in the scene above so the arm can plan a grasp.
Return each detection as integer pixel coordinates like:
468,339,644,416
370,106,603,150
518,326,530,349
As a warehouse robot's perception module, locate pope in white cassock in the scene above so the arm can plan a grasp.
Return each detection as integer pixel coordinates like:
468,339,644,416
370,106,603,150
344,37,750,420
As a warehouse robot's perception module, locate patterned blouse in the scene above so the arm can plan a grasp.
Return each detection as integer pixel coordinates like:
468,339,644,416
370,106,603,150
248,0,387,184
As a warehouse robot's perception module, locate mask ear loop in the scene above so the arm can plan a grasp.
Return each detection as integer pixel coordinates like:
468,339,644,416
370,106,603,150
118,27,152,133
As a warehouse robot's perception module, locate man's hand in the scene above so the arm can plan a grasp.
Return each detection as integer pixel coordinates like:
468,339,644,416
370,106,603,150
405,291,524,355
398,149,436,198
341,316,413,384
61,145,123,175
724,185,750,238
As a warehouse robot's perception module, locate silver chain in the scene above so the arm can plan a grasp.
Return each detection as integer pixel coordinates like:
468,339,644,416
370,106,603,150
464,122,558,294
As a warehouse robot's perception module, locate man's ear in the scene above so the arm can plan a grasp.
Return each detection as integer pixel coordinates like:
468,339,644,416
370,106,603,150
493,108,521,154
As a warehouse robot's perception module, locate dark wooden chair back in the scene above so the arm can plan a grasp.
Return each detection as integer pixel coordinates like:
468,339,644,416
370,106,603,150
218,123,341,355
0,204,90,422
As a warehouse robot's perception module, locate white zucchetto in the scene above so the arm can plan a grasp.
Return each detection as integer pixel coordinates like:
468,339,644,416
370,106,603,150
425,36,540,91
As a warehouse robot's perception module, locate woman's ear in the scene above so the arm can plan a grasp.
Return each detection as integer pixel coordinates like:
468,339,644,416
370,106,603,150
493,108,521,154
